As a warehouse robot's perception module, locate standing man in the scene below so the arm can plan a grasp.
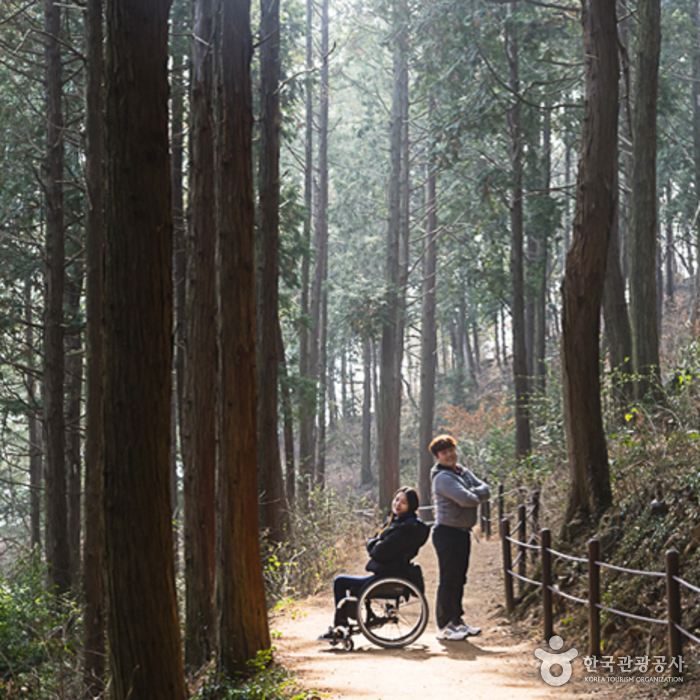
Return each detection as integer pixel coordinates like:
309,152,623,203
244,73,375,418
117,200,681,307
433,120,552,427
429,434,490,641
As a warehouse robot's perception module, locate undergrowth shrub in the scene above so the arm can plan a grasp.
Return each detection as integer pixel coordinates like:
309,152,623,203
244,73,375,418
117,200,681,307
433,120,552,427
191,650,319,700
0,554,79,699
262,487,369,604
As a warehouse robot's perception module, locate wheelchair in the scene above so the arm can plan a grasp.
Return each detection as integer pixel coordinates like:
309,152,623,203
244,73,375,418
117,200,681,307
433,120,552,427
328,576,429,651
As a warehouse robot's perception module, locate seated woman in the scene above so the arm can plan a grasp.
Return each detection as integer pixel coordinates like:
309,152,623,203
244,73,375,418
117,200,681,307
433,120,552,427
319,486,430,641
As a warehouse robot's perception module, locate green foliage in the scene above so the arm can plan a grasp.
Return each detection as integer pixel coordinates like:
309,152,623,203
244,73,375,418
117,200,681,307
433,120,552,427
192,650,320,700
0,554,79,698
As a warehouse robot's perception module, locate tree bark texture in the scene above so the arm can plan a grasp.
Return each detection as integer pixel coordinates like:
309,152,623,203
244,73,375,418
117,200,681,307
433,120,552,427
297,0,315,501
65,268,83,583
103,0,187,697
378,0,408,509
43,0,70,596
419,150,437,507
629,0,661,398
25,278,42,551
309,0,329,490
618,3,632,282
691,0,700,322
602,187,634,409
317,240,329,486
561,0,617,520
534,109,550,397
665,183,674,303
183,0,217,670
505,3,531,461
171,17,188,573
83,0,106,690
276,319,296,503
215,0,271,674
361,337,373,486
257,0,288,540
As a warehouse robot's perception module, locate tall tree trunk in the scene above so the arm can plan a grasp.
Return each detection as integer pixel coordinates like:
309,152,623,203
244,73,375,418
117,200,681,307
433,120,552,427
317,243,328,487
328,350,337,430
629,0,661,399
214,0,271,674
258,0,288,540
65,268,83,583
692,0,700,323
171,13,187,574
603,179,634,409
534,109,550,397
103,0,187,696
463,305,477,386
562,0,617,521
665,183,674,303
603,29,634,410
83,0,105,690
656,227,663,336
310,0,329,490
526,229,536,385
341,346,348,419
372,338,380,469
348,354,357,417
361,337,373,486
298,0,315,502
25,278,42,551
564,139,572,257
183,0,216,670
618,2,632,283
494,311,501,369
43,0,70,596
378,0,409,508
505,2,531,461
277,319,296,503
501,304,508,367
419,146,437,506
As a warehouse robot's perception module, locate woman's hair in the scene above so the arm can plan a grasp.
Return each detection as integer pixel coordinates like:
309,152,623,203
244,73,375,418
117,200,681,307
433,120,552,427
428,433,457,456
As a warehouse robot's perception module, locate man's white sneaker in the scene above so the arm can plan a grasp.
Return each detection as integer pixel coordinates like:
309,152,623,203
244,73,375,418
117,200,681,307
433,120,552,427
456,620,482,637
436,623,468,641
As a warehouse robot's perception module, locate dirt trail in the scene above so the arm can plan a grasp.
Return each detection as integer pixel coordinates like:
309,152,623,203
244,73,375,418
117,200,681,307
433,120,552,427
271,536,600,699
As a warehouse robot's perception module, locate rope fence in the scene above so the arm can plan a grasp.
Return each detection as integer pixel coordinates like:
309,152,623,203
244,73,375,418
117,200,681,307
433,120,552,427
496,497,699,663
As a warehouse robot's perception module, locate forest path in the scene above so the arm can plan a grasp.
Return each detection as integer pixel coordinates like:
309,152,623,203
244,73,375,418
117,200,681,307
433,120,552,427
271,535,623,699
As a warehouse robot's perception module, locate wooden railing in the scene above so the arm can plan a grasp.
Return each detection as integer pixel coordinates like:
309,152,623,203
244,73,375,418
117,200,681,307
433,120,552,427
498,511,700,662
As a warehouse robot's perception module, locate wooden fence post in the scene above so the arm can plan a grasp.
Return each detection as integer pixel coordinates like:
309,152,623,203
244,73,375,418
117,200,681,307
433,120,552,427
588,539,601,658
665,549,682,662
518,503,527,594
531,490,540,561
500,518,514,614
485,499,491,540
541,528,553,640
499,482,504,516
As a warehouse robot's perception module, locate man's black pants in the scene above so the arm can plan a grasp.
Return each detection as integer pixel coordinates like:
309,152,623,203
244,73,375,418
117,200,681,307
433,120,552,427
432,523,471,629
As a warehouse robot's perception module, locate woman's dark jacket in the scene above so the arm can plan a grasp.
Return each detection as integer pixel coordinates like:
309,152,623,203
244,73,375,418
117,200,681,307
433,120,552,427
364,513,430,590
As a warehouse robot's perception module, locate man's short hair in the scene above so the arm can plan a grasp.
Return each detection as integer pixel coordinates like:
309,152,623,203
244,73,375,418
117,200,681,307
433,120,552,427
429,434,457,456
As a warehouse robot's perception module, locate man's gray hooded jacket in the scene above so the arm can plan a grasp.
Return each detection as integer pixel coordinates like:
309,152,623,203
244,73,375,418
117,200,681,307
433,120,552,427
430,463,490,530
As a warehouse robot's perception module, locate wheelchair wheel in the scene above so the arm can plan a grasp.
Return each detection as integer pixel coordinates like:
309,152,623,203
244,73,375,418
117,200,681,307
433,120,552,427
357,577,429,648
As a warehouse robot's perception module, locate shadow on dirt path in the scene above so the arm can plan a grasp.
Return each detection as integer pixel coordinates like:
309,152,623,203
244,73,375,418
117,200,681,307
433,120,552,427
271,535,593,699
